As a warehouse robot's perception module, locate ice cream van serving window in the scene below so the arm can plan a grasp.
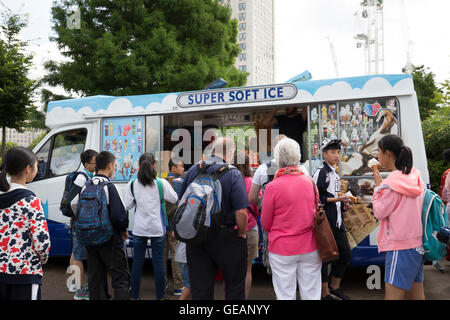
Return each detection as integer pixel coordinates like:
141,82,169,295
308,97,400,178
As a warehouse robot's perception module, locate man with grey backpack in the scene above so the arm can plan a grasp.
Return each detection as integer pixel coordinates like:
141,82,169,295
175,137,249,300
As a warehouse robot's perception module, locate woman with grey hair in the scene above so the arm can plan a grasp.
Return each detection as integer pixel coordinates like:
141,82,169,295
260,138,322,300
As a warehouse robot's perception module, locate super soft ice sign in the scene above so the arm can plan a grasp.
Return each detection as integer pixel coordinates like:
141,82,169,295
176,83,297,108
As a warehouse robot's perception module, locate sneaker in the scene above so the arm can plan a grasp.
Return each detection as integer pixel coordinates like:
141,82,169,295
433,261,445,273
74,287,89,300
329,287,351,300
321,294,337,300
68,281,78,293
173,288,184,296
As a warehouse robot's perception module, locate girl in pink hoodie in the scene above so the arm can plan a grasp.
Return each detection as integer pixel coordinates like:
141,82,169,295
372,135,425,300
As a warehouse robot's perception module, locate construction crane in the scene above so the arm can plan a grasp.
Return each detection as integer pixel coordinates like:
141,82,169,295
401,0,414,74
354,0,385,75
326,36,339,77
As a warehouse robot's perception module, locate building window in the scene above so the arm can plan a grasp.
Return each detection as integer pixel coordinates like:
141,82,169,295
239,43,246,51
239,12,246,21
239,65,247,72
239,2,246,11
239,33,246,40
239,23,246,31
239,53,246,61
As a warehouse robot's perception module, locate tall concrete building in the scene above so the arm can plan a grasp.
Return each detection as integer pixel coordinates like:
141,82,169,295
220,0,275,86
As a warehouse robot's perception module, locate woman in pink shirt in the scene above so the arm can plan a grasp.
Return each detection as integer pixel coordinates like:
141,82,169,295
261,138,321,300
372,135,426,300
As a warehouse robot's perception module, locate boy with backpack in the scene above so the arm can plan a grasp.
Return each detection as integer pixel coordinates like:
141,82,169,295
164,158,184,296
74,151,129,300
175,137,249,300
60,149,97,300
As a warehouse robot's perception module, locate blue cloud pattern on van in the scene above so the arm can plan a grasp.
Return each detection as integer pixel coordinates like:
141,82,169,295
290,74,411,96
45,74,413,129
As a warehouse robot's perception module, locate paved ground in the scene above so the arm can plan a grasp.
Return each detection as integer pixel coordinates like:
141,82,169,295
41,256,450,300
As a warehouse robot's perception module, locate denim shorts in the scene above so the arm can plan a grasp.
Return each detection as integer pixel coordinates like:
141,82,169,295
384,248,424,291
72,233,87,261
179,262,190,288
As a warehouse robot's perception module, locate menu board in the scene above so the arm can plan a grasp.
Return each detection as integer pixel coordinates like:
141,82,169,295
101,116,145,181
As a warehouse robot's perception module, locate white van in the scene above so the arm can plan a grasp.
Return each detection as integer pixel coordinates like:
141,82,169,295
29,73,429,265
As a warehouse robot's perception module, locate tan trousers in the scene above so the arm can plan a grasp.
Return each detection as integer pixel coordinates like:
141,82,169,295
164,232,183,290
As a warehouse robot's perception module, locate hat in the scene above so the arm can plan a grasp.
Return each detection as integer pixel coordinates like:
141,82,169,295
321,138,342,151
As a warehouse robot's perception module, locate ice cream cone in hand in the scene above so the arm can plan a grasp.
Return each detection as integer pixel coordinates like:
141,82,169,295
368,158,380,173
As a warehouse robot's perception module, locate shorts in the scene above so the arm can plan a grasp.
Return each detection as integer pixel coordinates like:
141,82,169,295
72,232,87,261
247,228,259,264
384,248,424,291
179,263,190,288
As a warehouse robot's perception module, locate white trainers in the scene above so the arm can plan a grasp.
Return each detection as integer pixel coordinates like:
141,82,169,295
68,281,78,293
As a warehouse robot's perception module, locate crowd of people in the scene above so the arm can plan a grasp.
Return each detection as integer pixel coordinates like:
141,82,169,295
0,132,449,300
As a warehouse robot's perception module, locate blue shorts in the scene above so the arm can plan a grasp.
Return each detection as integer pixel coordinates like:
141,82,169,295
384,248,424,291
72,233,87,261
179,263,190,288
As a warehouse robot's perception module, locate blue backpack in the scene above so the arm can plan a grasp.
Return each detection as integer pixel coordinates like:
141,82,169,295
60,171,89,217
421,189,449,261
73,179,114,247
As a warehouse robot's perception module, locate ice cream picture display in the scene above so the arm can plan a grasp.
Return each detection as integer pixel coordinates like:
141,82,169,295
102,116,145,181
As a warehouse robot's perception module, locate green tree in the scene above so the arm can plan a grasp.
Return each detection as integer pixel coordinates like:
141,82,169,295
412,65,441,121
421,105,450,192
44,0,247,97
0,9,38,159
27,130,48,150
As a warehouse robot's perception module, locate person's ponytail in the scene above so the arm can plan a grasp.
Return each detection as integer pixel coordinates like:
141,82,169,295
396,145,413,175
378,135,413,175
137,153,157,187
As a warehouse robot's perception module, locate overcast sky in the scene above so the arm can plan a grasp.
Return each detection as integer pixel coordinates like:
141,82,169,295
2,0,449,92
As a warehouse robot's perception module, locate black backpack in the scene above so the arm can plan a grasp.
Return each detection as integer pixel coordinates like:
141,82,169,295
60,171,89,217
257,159,276,212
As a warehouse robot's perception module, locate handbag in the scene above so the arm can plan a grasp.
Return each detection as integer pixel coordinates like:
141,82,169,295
309,177,339,263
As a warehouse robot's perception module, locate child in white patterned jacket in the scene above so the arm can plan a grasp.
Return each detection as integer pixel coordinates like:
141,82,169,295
0,147,51,300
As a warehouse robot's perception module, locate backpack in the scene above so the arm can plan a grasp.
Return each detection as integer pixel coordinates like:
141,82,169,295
60,171,89,217
131,178,169,233
257,160,276,275
164,176,179,221
440,168,450,205
421,188,449,261
257,159,276,212
172,161,235,246
73,179,114,247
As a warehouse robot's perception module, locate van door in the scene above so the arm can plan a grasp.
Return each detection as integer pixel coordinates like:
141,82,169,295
28,124,92,256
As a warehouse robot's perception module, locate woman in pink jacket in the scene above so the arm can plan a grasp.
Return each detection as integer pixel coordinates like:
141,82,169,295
261,138,321,300
372,135,426,300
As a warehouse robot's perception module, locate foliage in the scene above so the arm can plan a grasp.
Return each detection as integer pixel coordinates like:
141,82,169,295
0,9,38,158
28,131,49,150
43,0,247,97
421,106,450,192
412,65,441,121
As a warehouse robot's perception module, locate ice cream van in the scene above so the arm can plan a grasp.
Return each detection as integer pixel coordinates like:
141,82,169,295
28,73,429,265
